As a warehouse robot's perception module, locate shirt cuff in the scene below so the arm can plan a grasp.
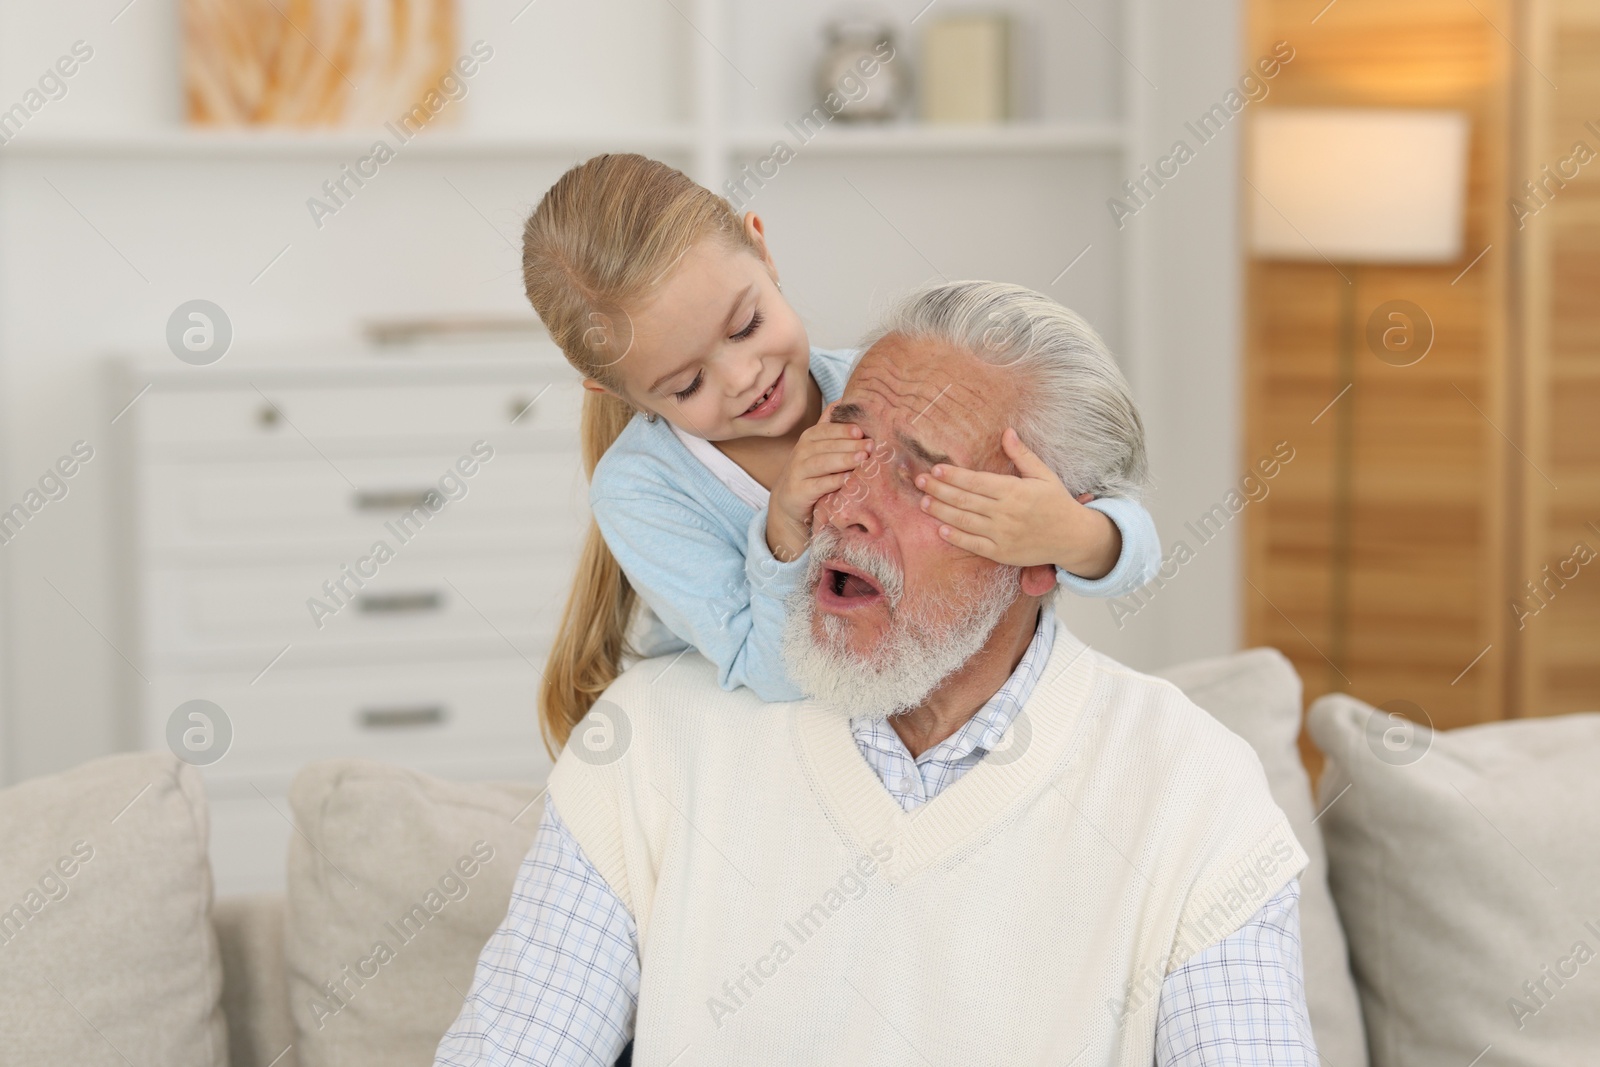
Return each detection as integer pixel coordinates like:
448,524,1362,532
1055,496,1157,598
745,503,813,597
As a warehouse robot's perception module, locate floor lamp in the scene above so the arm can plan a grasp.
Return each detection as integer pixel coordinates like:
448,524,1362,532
1248,108,1470,692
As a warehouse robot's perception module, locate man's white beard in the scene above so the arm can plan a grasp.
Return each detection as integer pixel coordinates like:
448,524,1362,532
780,524,1023,720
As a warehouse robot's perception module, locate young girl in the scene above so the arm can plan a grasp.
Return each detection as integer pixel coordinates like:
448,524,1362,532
524,154,1159,754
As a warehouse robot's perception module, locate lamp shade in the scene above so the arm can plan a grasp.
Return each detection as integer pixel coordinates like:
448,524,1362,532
1248,108,1470,263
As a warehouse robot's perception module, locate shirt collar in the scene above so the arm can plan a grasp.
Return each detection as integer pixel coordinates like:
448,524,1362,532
850,603,1057,766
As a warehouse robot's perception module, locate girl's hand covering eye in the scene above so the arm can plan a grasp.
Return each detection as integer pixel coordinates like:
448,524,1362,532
764,400,873,561
912,426,1115,577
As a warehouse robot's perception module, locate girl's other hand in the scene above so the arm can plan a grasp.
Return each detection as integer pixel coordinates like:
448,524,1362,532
913,426,1121,579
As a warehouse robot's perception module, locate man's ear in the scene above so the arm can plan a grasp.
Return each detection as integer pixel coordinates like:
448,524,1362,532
1020,564,1056,597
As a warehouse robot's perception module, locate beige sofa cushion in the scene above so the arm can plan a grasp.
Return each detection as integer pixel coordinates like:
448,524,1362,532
0,751,227,1067
284,759,542,1067
1309,693,1600,1067
1157,648,1368,1067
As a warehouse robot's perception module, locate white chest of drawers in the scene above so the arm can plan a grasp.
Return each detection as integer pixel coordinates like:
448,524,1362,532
108,345,584,893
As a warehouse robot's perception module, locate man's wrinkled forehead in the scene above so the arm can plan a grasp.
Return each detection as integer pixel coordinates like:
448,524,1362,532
832,336,1015,471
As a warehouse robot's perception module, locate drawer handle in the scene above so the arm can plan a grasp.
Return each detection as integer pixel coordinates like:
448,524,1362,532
360,704,447,729
356,591,443,614
353,489,435,511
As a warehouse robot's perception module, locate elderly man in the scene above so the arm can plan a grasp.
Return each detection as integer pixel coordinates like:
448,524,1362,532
436,281,1317,1066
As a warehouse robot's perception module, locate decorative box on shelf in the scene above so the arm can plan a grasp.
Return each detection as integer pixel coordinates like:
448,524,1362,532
106,341,583,893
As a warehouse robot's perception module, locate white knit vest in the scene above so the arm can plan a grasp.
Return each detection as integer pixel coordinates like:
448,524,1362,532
549,623,1309,1066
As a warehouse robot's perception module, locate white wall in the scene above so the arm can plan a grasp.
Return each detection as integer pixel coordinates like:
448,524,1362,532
0,0,1246,785
1130,0,1250,668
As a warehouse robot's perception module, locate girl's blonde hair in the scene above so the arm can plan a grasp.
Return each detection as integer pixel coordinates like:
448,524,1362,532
524,153,758,756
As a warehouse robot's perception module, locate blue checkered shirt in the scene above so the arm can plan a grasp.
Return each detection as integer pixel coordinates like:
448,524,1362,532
436,607,1320,1065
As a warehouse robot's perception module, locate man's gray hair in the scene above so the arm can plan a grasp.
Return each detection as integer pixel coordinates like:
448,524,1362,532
861,280,1150,500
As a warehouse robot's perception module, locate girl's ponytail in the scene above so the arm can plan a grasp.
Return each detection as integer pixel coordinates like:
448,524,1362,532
524,153,756,755
537,389,636,759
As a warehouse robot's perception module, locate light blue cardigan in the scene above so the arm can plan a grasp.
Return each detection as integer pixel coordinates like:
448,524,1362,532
589,346,1160,703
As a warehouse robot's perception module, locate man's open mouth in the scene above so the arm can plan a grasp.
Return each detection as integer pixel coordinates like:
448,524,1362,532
817,559,885,610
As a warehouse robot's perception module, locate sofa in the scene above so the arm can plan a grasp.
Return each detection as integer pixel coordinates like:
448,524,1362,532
2,647,1596,1067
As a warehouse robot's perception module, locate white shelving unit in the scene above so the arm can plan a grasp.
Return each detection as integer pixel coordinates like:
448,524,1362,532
0,0,1154,381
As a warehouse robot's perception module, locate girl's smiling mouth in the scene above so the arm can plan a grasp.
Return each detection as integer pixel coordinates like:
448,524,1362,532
738,369,785,419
